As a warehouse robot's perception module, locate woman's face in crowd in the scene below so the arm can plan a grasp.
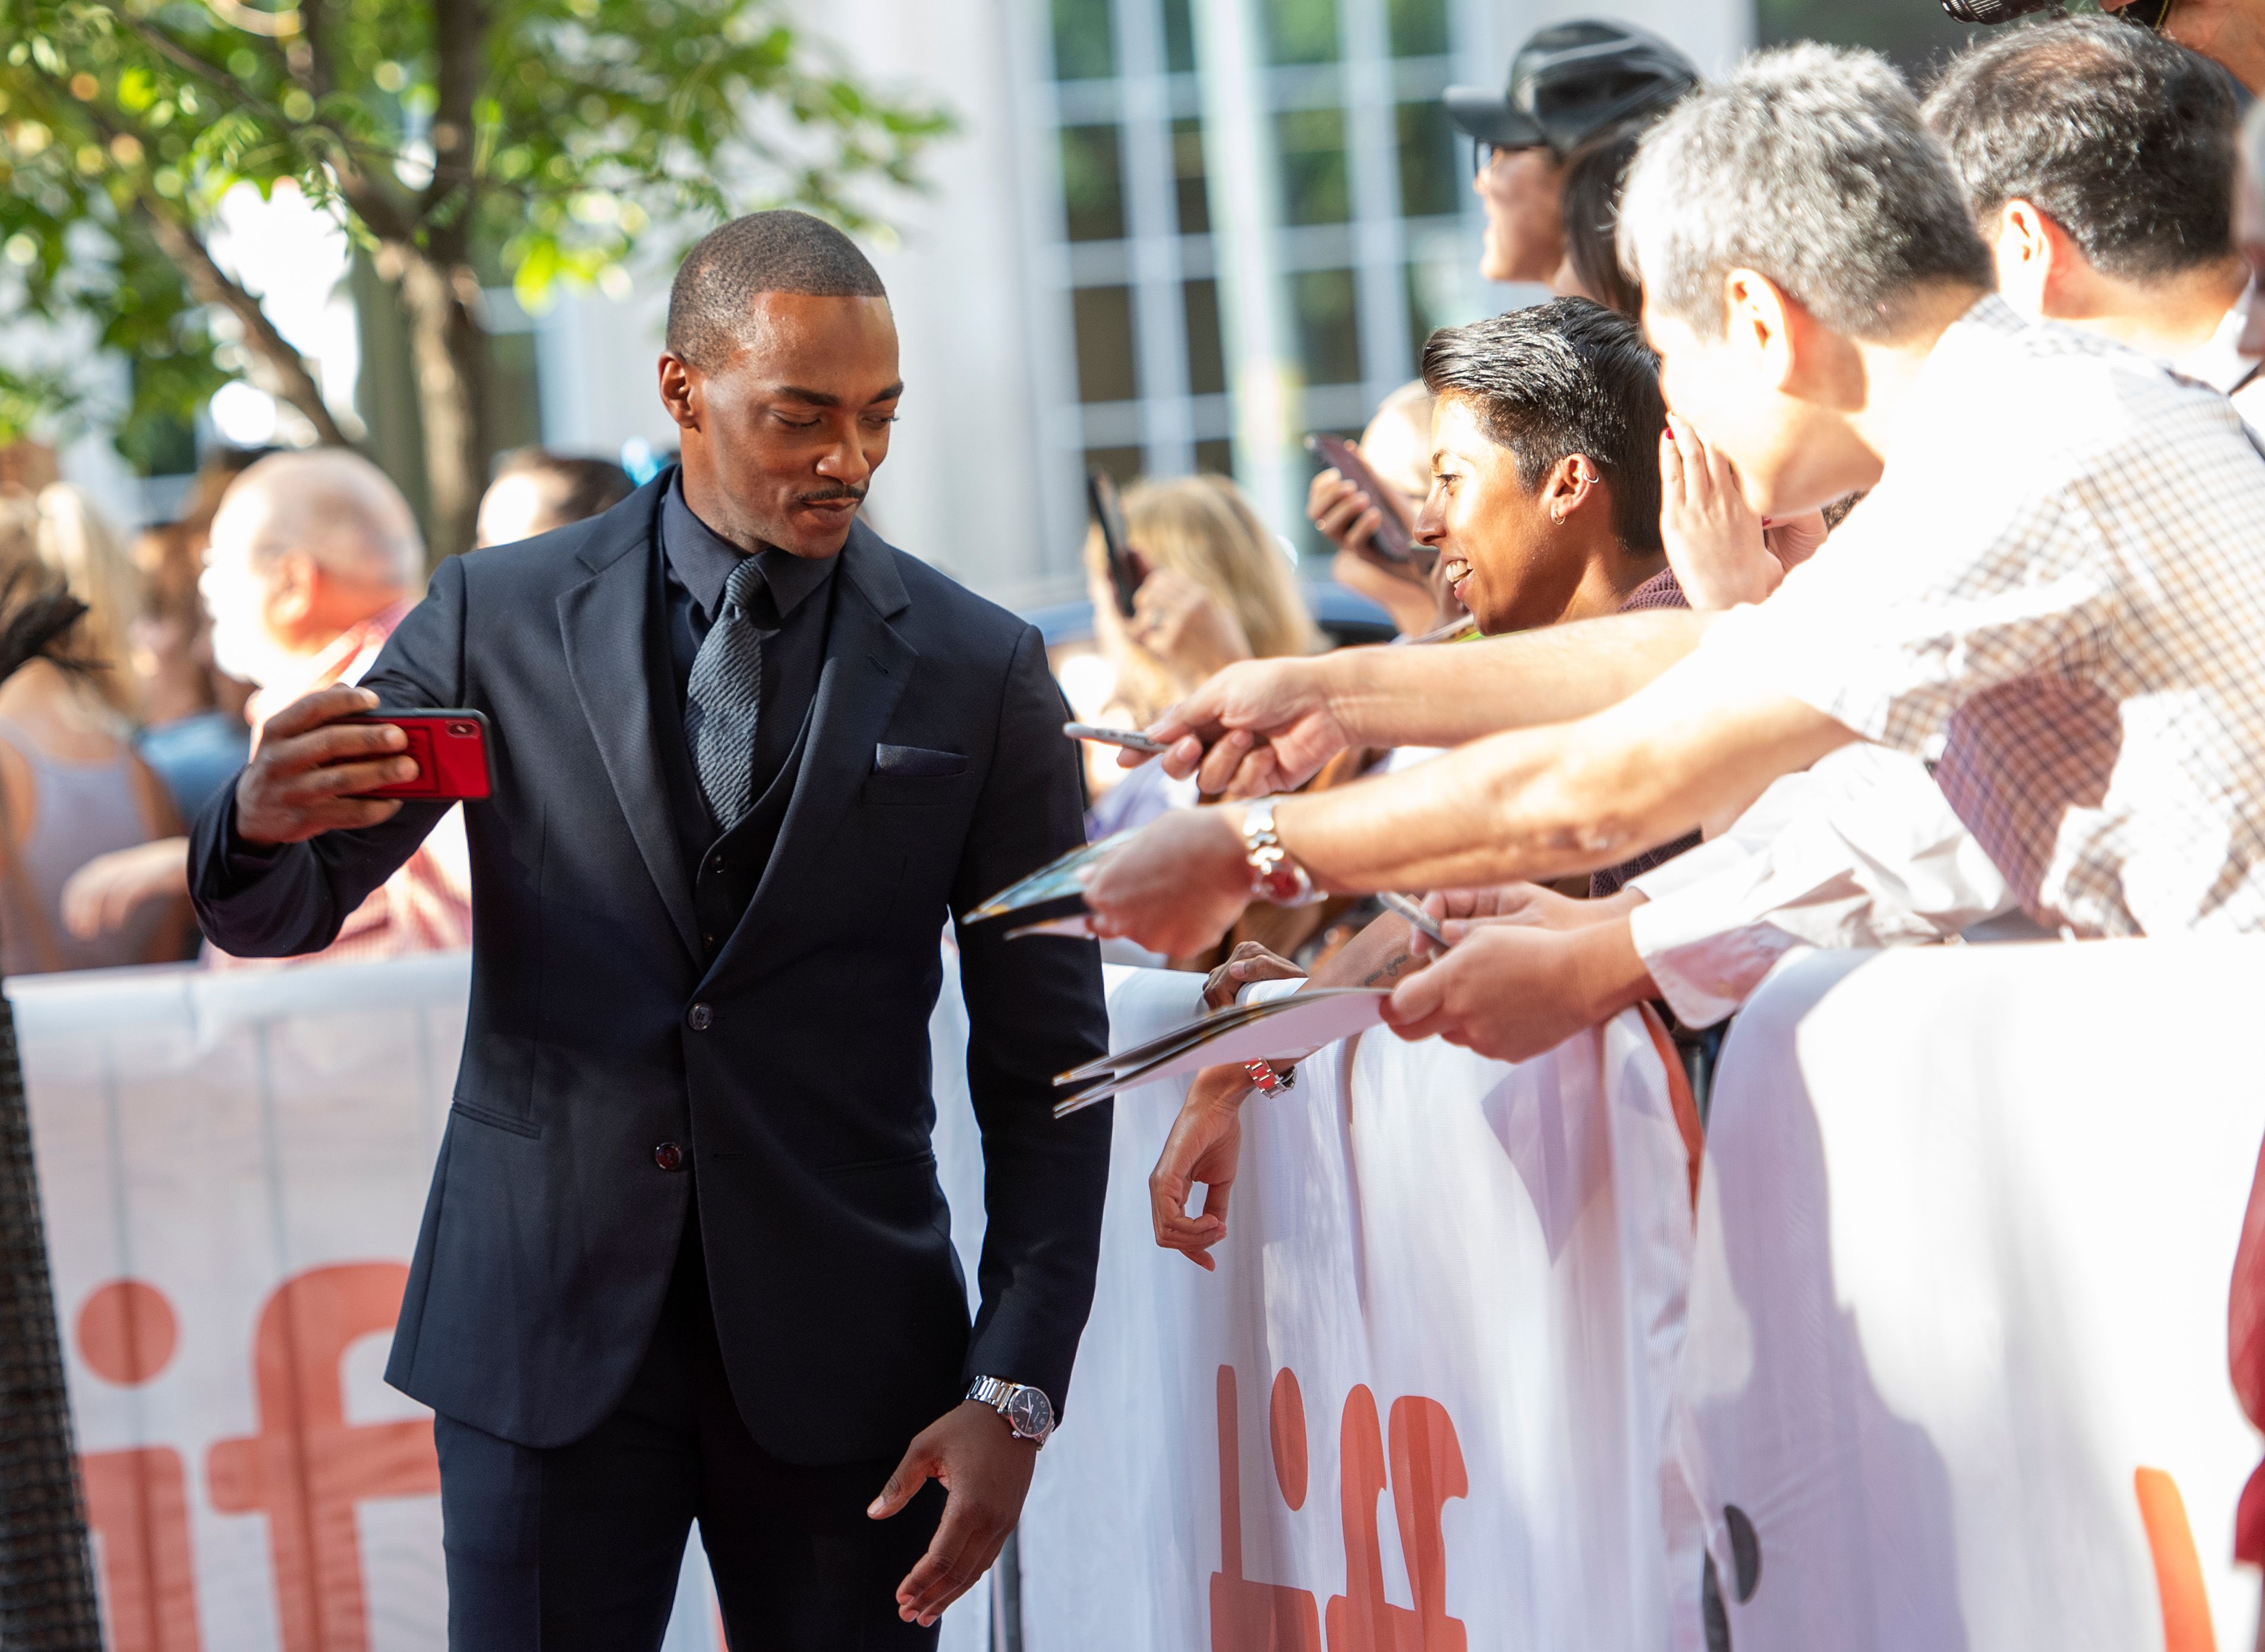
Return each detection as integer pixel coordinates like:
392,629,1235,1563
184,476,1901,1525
1474,145,1567,286
1415,396,1580,636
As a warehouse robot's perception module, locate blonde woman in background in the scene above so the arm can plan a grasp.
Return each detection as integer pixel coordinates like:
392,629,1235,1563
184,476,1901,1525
1083,474,1321,838
0,485,188,973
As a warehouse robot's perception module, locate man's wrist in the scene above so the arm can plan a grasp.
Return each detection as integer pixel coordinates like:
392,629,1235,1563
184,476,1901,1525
1575,918,1659,1023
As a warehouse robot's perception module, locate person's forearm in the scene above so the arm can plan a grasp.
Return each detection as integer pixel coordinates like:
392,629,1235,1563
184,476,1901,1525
1309,912,1422,991
1272,720,1673,894
1277,655,1853,897
1324,609,1716,749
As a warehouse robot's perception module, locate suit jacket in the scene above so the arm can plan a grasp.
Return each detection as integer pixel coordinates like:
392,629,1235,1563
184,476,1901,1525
188,478,1113,1462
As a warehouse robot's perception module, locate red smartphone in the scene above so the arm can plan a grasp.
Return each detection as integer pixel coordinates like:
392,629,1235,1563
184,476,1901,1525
347,709,495,801
1304,433,1428,570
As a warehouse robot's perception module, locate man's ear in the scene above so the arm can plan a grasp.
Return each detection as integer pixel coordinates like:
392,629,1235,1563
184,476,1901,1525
266,550,317,629
1995,198,2074,313
1721,268,1800,393
657,354,703,434
1542,453,1601,524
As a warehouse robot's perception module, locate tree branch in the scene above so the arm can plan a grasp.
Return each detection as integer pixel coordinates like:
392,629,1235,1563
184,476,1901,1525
134,202,348,447
421,0,486,258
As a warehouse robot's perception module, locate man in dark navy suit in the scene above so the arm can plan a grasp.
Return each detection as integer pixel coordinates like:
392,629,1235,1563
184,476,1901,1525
188,212,1113,1648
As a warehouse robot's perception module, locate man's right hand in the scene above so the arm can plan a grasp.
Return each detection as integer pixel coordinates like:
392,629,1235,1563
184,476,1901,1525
1138,655,1352,799
233,686,417,846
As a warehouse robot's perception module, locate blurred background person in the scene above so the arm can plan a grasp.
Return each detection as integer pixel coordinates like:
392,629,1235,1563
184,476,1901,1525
1085,473,1321,838
474,446,636,548
130,446,269,824
0,486,190,973
63,449,472,962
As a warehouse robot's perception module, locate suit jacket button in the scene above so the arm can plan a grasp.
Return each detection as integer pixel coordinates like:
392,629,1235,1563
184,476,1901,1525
654,1142,685,1172
688,1003,713,1032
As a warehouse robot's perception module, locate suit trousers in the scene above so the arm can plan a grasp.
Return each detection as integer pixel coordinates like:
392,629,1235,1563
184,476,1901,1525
433,1207,947,1651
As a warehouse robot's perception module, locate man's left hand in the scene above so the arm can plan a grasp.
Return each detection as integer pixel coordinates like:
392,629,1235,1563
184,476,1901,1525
870,1399,1038,1626
1382,920,1650,1064
1081,806,1251,957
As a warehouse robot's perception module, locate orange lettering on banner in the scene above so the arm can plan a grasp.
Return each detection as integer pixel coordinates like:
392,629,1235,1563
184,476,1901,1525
1384,1398,1467,1652
75,1279,203,1651
205,1263,440,1652
1211,1365,1324,1652
2134,1467,2218,1652
1325,1385,1469,1652
81,1450,201,1651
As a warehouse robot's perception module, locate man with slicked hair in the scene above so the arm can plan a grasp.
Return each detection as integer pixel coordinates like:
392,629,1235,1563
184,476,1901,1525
187,209,1113,1646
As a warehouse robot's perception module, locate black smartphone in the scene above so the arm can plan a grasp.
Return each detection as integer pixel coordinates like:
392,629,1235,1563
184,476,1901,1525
1305,433,1426,569
1088,470,1145,619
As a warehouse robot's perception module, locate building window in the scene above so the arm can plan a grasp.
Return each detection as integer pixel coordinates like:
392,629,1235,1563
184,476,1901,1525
1263,0,1341,65
1060,125,1128,242
1292,269,1363,386
1073,286,1141,403
1022,0,1489,565
1052,0,1116,80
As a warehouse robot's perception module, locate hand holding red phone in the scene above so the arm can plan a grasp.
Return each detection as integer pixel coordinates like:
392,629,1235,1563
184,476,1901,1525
235,686,420,846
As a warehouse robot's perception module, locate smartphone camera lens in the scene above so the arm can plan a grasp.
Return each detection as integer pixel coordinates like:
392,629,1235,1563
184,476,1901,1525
448,721,476,736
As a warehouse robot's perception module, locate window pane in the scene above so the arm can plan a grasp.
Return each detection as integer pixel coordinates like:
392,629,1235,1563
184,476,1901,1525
1387,0,1450,57
1060,125,1127,242
1292,269,1362,386
1173,118,1211,234
1262,0,1339,65
1395,100,1460,219
1073,285,1140,403
1276,107,1350,226
1084,445,1145,486
1404,257,1462,371
1053,0,1116,80
1163,0,1196,72
1195,438,1236,476
1183,278,1226,396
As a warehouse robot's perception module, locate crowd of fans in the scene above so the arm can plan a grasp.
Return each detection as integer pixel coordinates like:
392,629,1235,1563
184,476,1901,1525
1053,12,2265,1293
0,443,629,973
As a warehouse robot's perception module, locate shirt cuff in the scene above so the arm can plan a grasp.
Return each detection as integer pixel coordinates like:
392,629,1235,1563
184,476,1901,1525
1627,885,1804,1029
218,789,285,875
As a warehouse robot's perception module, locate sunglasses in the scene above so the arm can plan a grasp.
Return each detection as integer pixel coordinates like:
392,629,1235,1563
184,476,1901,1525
1472,139,1550,181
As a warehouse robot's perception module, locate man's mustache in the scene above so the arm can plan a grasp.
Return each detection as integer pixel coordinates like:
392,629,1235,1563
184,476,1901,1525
796,486,867,505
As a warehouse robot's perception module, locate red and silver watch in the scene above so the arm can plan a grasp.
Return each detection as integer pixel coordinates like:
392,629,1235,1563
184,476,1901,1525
1244,1059,1297,1095
1237,801,1325,907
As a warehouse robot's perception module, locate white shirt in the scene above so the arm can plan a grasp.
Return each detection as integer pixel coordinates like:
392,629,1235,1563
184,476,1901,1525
1700,297,2265,938
1625,747,2014,1028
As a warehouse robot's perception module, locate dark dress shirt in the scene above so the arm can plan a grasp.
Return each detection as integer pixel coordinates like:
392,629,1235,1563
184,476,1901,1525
655,477,839,955
1592,565,1700,896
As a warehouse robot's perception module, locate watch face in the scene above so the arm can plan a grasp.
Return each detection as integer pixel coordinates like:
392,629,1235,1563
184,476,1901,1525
1006,1386,1054,1438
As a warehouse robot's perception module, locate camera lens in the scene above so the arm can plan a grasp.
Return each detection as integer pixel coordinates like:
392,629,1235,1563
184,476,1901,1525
448,721,475,736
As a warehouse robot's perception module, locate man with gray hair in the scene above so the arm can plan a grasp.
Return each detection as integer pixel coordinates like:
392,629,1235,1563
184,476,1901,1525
1076,45,2265,1013
62,448,472,960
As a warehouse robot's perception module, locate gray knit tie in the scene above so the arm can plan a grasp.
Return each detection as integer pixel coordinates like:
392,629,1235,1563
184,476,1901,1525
685,556,770,831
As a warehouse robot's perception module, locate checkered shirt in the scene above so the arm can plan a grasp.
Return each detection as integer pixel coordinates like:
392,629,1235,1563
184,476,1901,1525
1701,297,2265,937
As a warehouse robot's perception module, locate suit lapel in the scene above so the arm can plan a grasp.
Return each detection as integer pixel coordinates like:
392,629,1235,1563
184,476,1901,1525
556,491,703,964
724,522,916,960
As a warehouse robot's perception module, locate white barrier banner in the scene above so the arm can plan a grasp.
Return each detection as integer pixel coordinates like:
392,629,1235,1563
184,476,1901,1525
19,952,993,1652
1684,938,2265,1651
1019,968,1703,1651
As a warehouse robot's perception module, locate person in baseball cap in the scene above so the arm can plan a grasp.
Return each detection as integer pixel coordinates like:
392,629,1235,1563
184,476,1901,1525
1447,20,1699,285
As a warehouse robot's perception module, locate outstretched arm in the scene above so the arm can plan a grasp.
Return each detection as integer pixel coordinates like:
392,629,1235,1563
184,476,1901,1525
1085,644,1856,957
1137,606,1719,799
188,557,468,957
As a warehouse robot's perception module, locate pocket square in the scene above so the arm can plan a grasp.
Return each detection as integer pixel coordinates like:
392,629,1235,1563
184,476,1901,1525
874,744,967,778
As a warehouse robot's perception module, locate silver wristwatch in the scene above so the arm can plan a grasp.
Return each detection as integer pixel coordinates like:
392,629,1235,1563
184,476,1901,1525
966,1376,1056,1448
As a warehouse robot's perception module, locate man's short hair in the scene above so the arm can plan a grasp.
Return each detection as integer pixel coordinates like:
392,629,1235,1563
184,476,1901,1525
1420,297,1667,553
1617,45,1993,341
666,210,887,369
492,447,635,527
1923,18,2239,282
215,449,423,588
